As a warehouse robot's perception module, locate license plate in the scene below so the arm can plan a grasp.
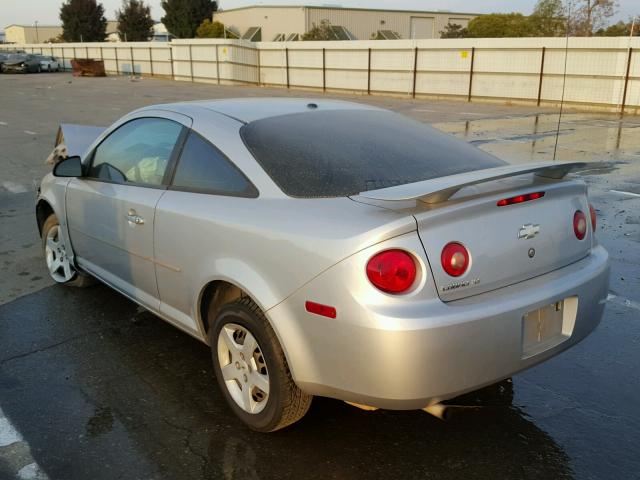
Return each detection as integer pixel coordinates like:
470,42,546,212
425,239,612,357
522,297,577,358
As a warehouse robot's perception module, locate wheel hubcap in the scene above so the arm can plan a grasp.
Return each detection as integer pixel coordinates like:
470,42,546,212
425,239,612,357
45,225,75,283
217,323,270,414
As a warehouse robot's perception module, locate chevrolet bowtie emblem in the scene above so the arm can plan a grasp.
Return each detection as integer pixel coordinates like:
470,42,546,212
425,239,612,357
518,224,540,240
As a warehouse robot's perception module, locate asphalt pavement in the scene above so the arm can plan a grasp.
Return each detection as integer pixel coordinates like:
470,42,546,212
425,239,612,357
0,73,639,480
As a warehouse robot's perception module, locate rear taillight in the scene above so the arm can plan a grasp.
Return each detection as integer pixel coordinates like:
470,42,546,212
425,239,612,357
441,242,470,277
497,191,545,207
366,250,417,294
589,204,597,232
573,210,587,240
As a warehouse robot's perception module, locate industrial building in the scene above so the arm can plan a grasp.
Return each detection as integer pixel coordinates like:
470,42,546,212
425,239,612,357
214,5,478,41
4,25,64,44
4,22,119,43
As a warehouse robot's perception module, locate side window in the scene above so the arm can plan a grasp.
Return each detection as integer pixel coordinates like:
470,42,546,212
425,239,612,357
171,131,257,197
89,118,183,186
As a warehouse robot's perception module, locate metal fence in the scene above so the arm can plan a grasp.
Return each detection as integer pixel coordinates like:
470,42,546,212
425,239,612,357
7,37,640,114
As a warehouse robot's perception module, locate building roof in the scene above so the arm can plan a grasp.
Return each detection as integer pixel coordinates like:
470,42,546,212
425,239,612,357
217,5,480,16
4,24,62,29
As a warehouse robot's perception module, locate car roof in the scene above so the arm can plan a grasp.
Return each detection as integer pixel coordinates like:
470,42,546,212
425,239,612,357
138,98,383,124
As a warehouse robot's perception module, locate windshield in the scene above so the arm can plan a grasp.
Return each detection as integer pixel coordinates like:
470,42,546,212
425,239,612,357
240,109,505,198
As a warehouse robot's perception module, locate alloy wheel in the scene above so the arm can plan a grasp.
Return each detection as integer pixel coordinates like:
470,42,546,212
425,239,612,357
45,224,76,283
217,323,270,414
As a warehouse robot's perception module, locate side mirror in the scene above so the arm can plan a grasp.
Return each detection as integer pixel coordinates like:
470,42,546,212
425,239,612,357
53,156,83,177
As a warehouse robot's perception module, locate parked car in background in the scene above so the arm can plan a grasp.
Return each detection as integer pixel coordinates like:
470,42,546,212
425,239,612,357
1,54,42,73
37,55,60,72
0,53,8,72
36,99,610,432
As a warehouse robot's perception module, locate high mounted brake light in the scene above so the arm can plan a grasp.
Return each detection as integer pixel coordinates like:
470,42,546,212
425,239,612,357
497,192,545,207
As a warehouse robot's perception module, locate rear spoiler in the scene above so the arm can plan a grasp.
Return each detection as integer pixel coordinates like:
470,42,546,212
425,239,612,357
357,162,590,204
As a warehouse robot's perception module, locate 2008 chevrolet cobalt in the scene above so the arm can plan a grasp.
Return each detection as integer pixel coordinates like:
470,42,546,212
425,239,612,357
36,99,609,432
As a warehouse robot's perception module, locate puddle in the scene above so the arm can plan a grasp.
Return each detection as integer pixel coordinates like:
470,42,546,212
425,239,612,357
435,113,640,175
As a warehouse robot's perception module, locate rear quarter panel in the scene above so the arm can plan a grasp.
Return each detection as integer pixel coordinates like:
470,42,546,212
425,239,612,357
153,194,415,339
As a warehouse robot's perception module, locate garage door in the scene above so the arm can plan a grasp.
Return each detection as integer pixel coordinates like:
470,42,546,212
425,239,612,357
410,17,434,39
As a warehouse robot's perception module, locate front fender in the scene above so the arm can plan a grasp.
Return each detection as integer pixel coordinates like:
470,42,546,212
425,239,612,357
37,174,74,262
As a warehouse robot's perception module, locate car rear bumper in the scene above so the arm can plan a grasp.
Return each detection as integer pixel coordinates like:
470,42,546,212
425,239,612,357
268,243,609,410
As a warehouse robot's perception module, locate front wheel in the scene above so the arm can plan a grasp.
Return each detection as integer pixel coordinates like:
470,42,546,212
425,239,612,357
41,214,93,287
210,297,312,432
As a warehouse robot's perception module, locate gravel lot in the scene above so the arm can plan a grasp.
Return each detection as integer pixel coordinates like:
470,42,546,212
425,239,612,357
0,73,639,480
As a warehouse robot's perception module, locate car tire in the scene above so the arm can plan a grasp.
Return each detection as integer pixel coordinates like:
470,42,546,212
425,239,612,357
209,297,312,432
41,214,94,287
37,65,41,73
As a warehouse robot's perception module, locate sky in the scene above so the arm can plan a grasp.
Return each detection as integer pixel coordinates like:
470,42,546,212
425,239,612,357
2,0,637,27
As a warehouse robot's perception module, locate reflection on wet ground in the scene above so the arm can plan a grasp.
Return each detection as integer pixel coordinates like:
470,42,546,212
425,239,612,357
435,113,640,175
0,286,578,480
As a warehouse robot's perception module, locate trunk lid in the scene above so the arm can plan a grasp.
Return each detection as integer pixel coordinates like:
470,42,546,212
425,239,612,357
354,162,595,301
414,180,592,301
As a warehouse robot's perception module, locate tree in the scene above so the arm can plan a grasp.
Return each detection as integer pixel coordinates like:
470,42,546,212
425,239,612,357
196,19,225,38
467,13,533,38
60,0,107,42
440,23,468,38
529,0,566,36
302,20,337,40
116,0,154,41
595,17,640,36
161,0,217,38
572,0,618,36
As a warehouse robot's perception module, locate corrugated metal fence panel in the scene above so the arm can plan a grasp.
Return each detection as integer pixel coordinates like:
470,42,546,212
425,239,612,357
191,43,217,81
11,37,640,109
172,44,192,81
289,49,323,88
258,48,287,85
325,48,368,90
473,49,542,100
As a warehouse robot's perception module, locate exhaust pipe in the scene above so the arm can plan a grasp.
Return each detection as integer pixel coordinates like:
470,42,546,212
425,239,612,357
345,401,378,411
422,403,450,420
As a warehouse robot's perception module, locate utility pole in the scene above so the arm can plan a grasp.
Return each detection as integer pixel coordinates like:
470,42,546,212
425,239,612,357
35,21,39,43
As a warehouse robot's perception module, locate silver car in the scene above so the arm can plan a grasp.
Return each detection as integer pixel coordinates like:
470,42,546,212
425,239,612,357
37,55,61,72
36,99,610,431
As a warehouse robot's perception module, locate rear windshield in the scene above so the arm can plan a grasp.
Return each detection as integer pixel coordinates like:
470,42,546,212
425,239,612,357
240,109,504,198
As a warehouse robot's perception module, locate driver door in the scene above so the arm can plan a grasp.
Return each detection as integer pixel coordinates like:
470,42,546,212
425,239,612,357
66,113,190,311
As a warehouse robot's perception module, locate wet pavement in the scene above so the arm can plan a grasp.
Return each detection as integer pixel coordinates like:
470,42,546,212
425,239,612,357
1,74,639,479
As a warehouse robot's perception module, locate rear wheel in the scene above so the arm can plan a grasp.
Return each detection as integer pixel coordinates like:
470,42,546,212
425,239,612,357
41,214,93,287
209,297,312,432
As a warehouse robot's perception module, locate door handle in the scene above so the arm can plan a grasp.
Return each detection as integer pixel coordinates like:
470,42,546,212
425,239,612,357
126,209,145,225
